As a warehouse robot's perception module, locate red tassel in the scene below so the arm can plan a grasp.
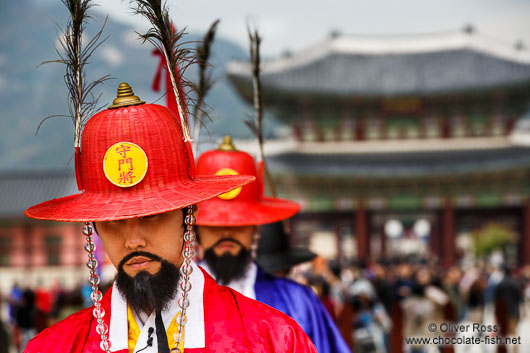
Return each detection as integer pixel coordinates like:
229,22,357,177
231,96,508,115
152,43,194,173
151,49,164,92
151,48,191,135
74,146,84,191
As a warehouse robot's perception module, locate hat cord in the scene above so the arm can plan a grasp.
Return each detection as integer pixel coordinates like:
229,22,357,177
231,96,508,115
84,223,112,352
250,230,261,260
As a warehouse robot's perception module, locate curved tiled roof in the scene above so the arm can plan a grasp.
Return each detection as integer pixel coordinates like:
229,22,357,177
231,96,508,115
228,31,530,96
267,145,530,178
0,171,78,218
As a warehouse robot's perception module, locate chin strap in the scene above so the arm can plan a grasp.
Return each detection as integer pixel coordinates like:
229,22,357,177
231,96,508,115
84,222,111,352
250,228,261,260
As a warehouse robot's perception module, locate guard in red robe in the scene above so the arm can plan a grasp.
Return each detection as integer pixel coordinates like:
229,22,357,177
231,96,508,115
23,83,317,353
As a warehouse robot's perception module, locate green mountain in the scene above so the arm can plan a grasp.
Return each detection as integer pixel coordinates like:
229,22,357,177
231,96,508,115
0,0,277,170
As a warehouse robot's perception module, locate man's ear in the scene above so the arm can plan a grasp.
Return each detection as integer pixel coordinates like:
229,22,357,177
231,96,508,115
192,204,199,217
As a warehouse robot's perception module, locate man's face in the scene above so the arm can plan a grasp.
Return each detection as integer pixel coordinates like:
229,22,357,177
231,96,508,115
197,225,255,256
95,209,185,277
196,225,256,285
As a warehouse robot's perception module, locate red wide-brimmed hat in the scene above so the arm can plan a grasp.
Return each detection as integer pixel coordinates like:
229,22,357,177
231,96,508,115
195,136,300,226
25,83,254,222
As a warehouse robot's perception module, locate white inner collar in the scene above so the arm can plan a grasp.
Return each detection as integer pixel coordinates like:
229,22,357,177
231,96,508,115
201,261,257,300
108,261,205,352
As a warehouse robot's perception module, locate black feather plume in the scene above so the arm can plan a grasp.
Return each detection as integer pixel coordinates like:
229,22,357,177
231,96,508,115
131,0,196,142
38,0,110,147
246,25,277,197
192,19,220,154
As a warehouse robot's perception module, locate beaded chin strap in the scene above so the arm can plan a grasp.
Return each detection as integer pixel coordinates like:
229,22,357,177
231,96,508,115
173,205,196,352
83,205,196,353
250,227,261,260
84,223,111,352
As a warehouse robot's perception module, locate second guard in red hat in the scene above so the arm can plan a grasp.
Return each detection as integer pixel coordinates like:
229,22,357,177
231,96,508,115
195,135,300,226
195,137,351,353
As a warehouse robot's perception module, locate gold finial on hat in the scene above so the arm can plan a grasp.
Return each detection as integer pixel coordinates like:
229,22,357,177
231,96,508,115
108,82,145,109
218,135,237,151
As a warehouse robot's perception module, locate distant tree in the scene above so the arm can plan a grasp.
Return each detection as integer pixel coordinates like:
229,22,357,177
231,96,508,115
472,223,517,258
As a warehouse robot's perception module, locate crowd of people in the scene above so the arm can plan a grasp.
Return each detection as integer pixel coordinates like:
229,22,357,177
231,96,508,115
0,282,96,352
295,253,530,353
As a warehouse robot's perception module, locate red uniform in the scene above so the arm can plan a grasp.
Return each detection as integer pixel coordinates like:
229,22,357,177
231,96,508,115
25,269,317,353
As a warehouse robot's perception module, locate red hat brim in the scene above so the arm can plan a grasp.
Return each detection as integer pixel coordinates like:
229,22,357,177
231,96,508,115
196,196,301,226
25,175,254,222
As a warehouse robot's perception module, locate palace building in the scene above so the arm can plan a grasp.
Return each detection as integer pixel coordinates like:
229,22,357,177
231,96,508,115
227,28,530,266
0,172,86,294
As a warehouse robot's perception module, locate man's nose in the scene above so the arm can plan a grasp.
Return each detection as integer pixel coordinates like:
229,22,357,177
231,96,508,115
124,220,147,249
219,227,234,238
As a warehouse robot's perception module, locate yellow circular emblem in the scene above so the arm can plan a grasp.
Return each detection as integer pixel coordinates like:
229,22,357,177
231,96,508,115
215,168,242,200
103,142,148,188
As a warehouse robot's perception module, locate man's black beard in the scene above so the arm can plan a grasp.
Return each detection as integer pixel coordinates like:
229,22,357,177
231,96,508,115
115,251,180,315
203,239,252,285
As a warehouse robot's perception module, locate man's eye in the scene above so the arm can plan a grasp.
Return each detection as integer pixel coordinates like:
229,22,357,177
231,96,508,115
142,214,159,221
108,219,126,226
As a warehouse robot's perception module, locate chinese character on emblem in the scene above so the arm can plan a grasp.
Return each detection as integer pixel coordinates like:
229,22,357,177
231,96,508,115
115,144,131,158
118,171,136,184
103,142,148,188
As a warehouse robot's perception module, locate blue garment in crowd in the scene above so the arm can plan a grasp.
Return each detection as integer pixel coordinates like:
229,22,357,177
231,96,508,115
255,267,352,353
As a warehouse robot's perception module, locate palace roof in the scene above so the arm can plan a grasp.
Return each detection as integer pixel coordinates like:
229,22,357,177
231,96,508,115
267,144,530,178
0,171,78,218
228,30,530,97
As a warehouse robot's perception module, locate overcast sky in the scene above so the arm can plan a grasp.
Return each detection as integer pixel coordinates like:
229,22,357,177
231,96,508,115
95,0,530,57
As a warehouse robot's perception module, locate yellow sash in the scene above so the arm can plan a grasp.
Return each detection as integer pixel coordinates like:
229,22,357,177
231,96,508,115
127,305,184,352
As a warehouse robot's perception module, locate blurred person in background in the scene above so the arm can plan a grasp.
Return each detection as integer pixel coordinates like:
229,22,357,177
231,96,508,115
495,266,523,339
485,253,505,306
442,266,463,322
256,221,344,320
310,276,338,321
343,277,391,353
257,221,342,319
454,272,488,353
8,284,22,324
7,284,22,350
402,267,447,353
34,283,52,333
517,264,530,320
0,293,10,353
394,263,415,300
371,262,395,316
80,282,93,308
49,286,85,325
256,221,316,278
460,265,487,324
195,136,351,353
15,289,36,352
